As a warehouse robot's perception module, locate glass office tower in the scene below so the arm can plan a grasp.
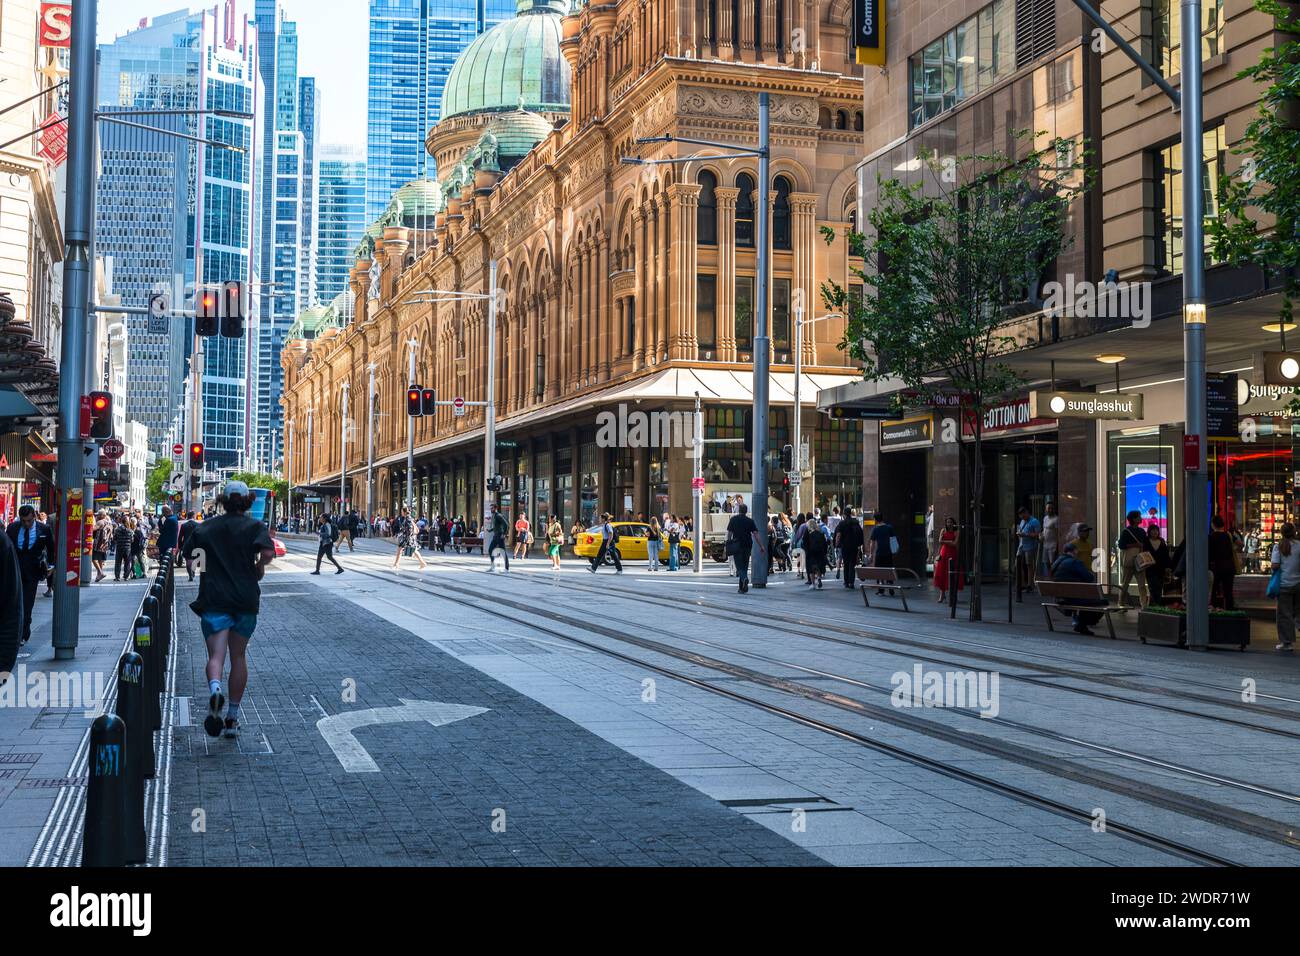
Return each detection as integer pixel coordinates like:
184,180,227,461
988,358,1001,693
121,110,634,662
316,145,368,307
365,0,515,221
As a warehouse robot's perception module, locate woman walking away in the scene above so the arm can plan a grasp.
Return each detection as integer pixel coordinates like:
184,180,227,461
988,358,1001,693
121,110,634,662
392,506,428,570
666,514,682,571
646,517,662,571
934,516,963,603
546,514,564,570
801,512,828,590
1272,523,1300,652
1145,526,1172,605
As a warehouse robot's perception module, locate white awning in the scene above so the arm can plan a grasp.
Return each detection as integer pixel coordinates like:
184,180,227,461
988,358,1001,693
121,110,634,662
371,367,864,469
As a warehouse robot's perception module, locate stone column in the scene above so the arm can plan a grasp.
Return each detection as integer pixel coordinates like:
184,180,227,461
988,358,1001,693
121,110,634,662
598,233,611,381
791,192,819,366
655,192,670,363
546,286,561,399
718,0,734,59
715,186,738,362
632,207,647,370
669,182,700,359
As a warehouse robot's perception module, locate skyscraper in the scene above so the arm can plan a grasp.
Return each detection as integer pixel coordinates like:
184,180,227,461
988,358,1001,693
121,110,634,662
365,0,515,222
315,145,367,308
97,4,262,468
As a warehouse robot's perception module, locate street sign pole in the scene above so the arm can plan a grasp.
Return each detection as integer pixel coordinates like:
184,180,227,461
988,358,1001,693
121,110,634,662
340,381,350,514
485,259,498,523
53,0,97,660
693,392,703,573
750,91,771,588
406,339,416,513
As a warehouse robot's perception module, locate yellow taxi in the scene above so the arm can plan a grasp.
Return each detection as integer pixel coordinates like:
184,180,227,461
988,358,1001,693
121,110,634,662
573,522,693,563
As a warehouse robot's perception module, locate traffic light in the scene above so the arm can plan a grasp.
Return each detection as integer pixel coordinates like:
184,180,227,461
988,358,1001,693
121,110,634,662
421,387,436,416
88,391,112,440
189,442,204,470
220,281,245,338
407,385,423,416
743,408,754,454
195,286,220,336
780,443,794,472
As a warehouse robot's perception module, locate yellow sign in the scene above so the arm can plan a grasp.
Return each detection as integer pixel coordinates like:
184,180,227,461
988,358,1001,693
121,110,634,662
854,0,887,67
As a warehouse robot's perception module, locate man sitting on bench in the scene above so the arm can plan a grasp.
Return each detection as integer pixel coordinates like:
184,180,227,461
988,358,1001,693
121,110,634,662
1050,542,1106,636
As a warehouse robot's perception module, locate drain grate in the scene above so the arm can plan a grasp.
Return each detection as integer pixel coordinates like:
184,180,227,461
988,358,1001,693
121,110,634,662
19,776,86,789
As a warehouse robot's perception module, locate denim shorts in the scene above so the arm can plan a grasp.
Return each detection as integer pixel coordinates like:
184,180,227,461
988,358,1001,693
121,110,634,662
199,611,258,640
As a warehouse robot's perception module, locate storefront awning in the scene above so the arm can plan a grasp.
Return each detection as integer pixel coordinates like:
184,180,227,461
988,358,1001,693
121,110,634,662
367,366,865,471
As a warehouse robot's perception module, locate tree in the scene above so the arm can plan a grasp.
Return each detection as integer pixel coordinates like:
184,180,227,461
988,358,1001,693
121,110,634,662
227,471,288,502
822,134,1090,620
145,460,173,506
1211,0,1299,334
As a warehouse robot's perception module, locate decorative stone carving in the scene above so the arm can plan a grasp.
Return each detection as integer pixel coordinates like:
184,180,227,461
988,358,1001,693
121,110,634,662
676,87,818,127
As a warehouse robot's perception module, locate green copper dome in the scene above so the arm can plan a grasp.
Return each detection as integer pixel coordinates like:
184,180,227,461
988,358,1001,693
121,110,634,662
440,0,571,121
394,179,444,224
487,108,556,163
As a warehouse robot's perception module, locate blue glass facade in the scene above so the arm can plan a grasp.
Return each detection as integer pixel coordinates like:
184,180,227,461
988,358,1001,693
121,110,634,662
316,146,367,308
96,7,260,469
366,0,514,222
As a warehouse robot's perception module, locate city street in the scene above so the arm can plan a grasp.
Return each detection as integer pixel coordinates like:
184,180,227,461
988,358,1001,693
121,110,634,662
21,537,1300,870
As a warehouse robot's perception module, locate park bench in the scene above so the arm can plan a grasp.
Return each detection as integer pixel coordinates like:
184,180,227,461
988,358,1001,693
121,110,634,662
459,536,485,555
855,566,923,611
1035,579,1125,639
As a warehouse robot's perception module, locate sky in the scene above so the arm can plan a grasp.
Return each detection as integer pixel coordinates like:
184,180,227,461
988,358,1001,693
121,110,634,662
97,0,369,145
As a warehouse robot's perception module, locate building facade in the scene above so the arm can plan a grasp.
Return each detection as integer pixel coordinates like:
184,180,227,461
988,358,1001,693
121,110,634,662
827,0,1290,589
364,0,517,221
315,144,368,307
284,0,870,534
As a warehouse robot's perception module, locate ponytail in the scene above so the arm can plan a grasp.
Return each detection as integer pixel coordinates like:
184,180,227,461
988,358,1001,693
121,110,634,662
1283,523,1295,558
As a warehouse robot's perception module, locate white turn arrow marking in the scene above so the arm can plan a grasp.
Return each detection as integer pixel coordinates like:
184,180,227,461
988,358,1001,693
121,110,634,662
316,698,490,773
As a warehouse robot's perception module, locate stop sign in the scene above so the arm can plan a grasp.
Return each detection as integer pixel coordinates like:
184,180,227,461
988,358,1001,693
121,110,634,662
100,437,124,460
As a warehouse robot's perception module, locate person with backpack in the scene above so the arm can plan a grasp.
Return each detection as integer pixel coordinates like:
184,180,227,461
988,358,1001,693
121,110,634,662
801,513,829,590
311,512,344,575
487,505,510,572
113,517,134,581
725,503,764,593
666,514,682,571
184,480,277,739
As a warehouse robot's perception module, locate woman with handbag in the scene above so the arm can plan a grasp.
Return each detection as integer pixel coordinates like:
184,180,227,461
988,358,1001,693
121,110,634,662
1271,523,1300,651
1116,511,1150,608
645,517,662,571
1143,526,1172,606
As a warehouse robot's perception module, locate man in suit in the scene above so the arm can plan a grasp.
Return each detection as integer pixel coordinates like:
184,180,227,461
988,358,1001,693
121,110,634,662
6,505,53,646
0,526,21,674
156,506,179,567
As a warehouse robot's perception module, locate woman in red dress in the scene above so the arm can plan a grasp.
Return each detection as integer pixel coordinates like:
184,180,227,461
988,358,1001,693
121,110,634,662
934,517,963,602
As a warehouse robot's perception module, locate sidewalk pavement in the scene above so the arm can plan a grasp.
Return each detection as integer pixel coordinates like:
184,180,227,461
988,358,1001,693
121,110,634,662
0,576,151,865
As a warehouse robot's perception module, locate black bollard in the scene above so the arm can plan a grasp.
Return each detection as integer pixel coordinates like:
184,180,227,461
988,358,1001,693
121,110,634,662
114,651,148,863
133,615,160,734
83,714,127,867
141,596,162,731
149,582,168,661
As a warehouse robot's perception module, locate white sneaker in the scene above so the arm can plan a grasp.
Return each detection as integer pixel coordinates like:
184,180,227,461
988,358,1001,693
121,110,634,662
1277,643,1294,652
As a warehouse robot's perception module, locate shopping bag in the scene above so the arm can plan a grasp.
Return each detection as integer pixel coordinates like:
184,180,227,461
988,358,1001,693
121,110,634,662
1267,568,1283,599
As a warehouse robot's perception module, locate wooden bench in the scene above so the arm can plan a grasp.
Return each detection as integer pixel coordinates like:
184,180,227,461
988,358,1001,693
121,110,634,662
459,536,485,555
855,566,923,611
1036,579,1125,639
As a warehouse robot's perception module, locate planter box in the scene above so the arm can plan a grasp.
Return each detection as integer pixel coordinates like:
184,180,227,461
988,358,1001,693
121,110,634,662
1137,610,1185,647
1208,615,1250,650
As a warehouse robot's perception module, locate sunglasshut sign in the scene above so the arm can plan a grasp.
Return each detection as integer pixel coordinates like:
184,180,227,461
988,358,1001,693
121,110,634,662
1029,390,1144,420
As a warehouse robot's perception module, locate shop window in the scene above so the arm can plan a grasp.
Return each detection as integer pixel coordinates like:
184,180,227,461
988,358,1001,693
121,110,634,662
1153,124,1227,277
735,275,755,354
1150,0,1223,79
697,170,718,245
697,274,718,354
735,173,755,248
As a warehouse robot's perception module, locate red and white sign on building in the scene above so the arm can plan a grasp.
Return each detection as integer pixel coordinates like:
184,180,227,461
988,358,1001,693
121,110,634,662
38,3,72,47
37,112,68,167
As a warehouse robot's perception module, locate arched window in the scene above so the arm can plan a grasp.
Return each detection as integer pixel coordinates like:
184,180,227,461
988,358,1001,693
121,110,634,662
735,173,755,248
818,107,832,129
854,111,864,131
773,175,792,251
697,170,718,245
835,110,848,130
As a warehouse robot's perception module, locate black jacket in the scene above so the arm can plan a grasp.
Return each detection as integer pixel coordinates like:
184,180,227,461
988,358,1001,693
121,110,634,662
836,517,865,549
0,529,22,673
6,520,53,580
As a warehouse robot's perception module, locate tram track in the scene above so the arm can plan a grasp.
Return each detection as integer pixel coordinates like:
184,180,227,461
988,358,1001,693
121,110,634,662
325,558,1300,866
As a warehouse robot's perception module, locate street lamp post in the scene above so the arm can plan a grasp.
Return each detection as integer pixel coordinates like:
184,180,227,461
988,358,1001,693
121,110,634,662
792,307,842,517
52,0,97,659
340,380,350,514
286,422,293,530
406,337,418,513
366,362,376,521
485,260,499,523
306,405,314,521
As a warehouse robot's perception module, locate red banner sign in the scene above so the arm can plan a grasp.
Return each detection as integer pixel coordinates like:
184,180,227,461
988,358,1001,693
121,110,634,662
38,3,72,47
37,112,68,167
961,396,1056,440
64,489,83,588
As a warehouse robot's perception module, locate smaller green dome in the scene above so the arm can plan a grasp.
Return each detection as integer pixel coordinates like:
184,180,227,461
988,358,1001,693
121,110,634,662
487,107,555,164
394,179,444,224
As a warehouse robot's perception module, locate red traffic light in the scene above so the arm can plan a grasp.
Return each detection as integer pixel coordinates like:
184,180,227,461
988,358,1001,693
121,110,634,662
421,387,436,416
188,442,204,469
88,390,112,439
407,385,423,416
